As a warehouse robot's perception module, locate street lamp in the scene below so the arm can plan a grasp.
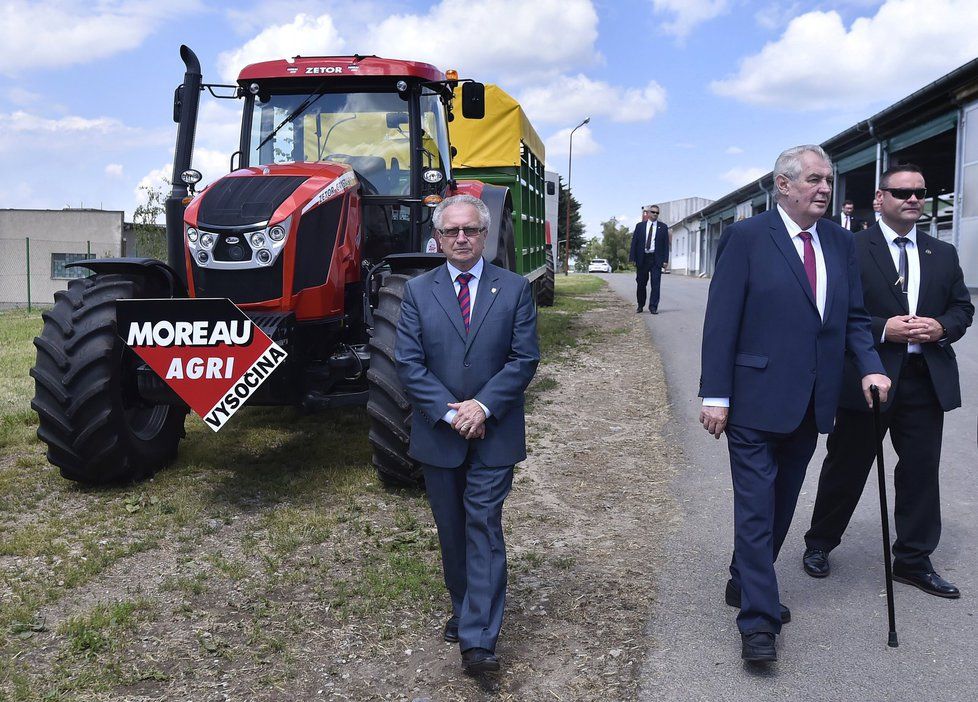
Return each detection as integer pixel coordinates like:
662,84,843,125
564,117,589,275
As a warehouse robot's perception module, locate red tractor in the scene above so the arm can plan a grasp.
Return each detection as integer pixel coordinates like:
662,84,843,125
31,46,519,487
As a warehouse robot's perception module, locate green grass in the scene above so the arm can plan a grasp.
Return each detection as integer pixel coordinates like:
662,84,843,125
0,309,42,452
537,274,605,358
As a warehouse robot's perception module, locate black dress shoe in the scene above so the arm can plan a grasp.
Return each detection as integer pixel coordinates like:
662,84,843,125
724,580,791,623
636,306,644,313
803,547,830,578
741,632,777,662
443,616,459,643
892,569,961,599
461,647,499,674
650,308,658,314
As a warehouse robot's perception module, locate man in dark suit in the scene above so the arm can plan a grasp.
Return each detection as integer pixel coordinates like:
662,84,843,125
395,194,539,675
803,164,974,597
699,145,889,662
833,199,863,231
629,205,669,313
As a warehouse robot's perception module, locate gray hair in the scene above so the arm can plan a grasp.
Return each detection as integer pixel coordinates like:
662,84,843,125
432,194,491,231
774,144,832,182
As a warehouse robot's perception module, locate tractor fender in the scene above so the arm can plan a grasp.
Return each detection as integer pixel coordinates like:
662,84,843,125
451,180,514,271
67,257,188,298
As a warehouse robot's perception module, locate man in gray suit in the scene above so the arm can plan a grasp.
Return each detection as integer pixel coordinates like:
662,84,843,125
395,194,539,675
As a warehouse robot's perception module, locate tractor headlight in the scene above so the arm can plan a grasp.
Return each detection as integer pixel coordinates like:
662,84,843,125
196,250,209,264
268,225,286,242
187,227,199,243
250,232,266,248
199,233,215,249
256,249,272,265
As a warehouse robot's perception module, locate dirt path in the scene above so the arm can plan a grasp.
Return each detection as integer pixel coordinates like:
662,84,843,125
3,284,681,701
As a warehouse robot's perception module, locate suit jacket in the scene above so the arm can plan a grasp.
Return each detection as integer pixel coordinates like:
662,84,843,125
699,208,884,434
630,220,670,267
395,260,540,468
832,212,863,231
838,223,973,413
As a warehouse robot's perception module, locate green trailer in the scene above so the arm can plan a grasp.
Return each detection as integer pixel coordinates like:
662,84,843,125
451,84,554,306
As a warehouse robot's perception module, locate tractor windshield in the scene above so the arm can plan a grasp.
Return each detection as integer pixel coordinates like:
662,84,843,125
248,90,451,196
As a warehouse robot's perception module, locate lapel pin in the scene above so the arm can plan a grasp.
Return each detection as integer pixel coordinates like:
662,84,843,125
491,287,497,294
925,249,932,255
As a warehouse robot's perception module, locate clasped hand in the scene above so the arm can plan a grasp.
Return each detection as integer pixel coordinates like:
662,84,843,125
885,315,943,343
449,399,486,440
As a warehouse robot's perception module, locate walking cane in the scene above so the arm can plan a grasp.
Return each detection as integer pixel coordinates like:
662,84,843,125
870,385,898,647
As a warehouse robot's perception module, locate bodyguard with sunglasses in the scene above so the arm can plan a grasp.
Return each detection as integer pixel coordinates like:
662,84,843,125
803,164,974,597
395,194,539,675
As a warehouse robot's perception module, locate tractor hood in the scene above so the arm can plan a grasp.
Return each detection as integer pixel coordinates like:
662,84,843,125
187,162,357,230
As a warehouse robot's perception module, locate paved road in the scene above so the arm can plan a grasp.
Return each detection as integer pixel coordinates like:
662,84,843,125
601,272,978,700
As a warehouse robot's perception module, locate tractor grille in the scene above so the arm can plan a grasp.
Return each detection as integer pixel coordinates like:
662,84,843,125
292,197,343,294
192,255,284,304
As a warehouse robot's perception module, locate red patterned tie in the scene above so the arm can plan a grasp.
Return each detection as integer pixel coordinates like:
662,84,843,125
456,272,473,332
798,230,816,297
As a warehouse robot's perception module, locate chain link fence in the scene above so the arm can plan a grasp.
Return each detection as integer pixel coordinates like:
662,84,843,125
0,237,119,311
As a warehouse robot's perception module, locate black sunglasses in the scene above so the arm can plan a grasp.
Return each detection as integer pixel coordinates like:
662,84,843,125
881,187,926,200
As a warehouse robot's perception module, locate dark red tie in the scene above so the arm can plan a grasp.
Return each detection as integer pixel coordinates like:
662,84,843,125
456,272,473,332
798,231,816,297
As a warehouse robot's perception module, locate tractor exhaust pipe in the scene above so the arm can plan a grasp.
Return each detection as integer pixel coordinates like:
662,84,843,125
165,45,202,288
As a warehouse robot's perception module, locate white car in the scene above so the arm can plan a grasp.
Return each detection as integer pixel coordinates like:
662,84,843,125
588,258,612,273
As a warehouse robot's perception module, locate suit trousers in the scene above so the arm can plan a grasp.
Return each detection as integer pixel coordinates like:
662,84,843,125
805,358,944,573
726,403,818,634
635,259,663,310
423,456,514,653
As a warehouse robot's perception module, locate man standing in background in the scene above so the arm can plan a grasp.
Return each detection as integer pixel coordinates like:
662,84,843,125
629,205,670,314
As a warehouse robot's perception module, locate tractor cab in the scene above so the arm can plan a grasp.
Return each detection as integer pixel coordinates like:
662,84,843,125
234,56,466,265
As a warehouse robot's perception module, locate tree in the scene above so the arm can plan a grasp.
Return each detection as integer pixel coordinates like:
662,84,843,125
131,183,168,260
598,217,631,271
557,175,586,269
575,237,602,272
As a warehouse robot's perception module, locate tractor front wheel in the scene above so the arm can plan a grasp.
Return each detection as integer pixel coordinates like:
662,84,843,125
366,270,424,488
31,274,187,484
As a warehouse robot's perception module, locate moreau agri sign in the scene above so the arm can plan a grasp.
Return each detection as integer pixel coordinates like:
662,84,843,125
116,299,287,431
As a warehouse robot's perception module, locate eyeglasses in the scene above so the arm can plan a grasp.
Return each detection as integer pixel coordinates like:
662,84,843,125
646,211,659,215
436,227,486,239
881,187,927,200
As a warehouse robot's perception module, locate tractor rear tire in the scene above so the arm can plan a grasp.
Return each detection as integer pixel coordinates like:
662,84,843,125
367,270,425,488
30,274,187,484
537,247,556,307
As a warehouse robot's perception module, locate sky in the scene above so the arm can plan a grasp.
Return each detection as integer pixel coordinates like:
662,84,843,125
1,0,977,239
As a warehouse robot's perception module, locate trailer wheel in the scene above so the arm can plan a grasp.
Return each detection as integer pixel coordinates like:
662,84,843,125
367,270,424,488
30,274,187,484
537,247,556,307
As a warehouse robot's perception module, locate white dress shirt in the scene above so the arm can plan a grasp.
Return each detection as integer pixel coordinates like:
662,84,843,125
878,220,922,354
645,220,658,253
702,205,827,409
442,258,491,423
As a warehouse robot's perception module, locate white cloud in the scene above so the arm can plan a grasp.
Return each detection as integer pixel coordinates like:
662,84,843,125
518,75,666,125
105,164,124,177
3,111,130,135
712,0,978,110
725,146,744,155
217,13,348,81
218,1,600,85
651,0,730,39
545,125,600,162
8,86,41,106
0,0,200,74
721,166,767,187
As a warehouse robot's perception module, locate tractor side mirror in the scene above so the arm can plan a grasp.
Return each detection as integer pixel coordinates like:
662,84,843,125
546,181,556,196
461,82,485,119
386,111,409,129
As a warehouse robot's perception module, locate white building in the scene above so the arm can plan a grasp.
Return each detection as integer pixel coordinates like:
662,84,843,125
0,209,123,308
